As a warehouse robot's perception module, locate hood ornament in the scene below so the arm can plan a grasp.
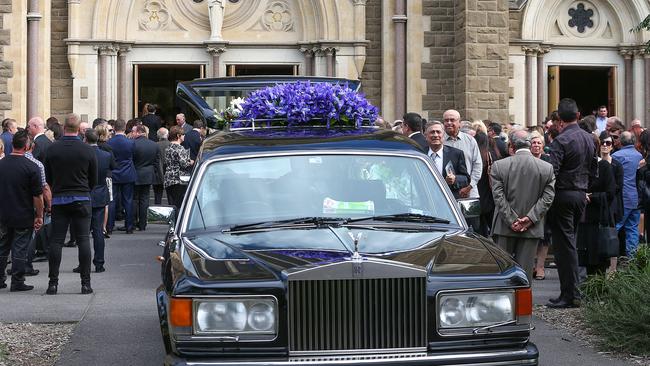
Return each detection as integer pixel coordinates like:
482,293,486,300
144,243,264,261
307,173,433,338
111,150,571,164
348,232,363,262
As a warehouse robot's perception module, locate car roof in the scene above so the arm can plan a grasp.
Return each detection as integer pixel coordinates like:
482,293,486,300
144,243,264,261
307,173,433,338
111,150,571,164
199,128,425,161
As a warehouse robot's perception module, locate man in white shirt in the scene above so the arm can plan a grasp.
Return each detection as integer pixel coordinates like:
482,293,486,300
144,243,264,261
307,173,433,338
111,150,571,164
595,105,608,133
442,109,482,199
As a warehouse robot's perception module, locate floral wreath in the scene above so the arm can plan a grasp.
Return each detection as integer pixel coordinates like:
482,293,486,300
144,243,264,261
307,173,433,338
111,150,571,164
214,81,379,129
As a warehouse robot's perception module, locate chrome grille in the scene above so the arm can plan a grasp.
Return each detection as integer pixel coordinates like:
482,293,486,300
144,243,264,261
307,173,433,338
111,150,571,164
288,278,427,354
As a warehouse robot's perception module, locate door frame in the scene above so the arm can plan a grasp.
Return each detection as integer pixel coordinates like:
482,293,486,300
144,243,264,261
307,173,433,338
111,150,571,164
133,63,205,118
547,65,617,117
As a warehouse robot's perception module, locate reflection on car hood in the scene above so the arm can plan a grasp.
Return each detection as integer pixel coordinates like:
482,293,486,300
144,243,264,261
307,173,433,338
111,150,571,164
182,228,509,281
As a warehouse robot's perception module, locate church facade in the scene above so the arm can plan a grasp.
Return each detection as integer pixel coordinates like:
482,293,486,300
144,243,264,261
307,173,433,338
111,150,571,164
0,0,649,126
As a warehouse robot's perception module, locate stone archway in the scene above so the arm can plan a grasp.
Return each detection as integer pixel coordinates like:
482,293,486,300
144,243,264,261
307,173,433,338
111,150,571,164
517,0,650,124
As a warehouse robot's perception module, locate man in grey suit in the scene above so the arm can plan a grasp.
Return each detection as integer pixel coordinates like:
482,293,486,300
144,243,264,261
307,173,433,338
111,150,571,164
490,130,555,279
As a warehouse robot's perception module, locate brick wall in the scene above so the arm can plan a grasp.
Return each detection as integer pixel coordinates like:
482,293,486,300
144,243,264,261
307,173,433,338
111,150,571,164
361,0,382,112
422,0,457,120
456,0,510,122
50,0,73,121
0,0,12,118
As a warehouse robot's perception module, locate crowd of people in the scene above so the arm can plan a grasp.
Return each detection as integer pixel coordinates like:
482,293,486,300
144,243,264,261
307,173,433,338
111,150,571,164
383,100,647,309
0,105,205,294
0,98,647,304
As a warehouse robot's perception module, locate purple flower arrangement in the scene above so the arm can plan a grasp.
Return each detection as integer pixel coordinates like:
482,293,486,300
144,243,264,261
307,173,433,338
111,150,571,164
232,81,378,129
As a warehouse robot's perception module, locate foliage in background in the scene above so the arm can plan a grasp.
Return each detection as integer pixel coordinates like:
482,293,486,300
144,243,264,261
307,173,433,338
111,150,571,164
632,14,650,53
581,245,650,356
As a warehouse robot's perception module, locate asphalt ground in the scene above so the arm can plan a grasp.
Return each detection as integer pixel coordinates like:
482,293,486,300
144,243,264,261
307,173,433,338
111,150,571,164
0,224,636,366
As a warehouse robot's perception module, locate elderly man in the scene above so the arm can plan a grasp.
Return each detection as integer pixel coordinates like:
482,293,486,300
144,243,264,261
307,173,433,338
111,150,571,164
442,109,482,199
612,131,643,258
154,127,170,205
425,121,469,198
490,130,555,279
176,113,193,135
27,117,52,163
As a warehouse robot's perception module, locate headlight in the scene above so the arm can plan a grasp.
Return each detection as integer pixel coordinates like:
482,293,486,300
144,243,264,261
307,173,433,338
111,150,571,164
438,291,514,329
194,297,277,335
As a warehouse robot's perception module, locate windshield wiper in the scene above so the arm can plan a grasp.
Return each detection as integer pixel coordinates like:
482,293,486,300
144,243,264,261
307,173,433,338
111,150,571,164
224,216,347,233
346,213,450,224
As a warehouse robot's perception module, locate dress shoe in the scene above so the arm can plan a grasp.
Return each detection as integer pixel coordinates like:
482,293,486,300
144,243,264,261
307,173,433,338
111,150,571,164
72,267,80,273
126,229,134,234
95,265,105,273
0,282,6,289
63,240,77,247
10,283,34,292
46,284,58,295
548,296,562,304
32,254,48,263
117,226,128,231
24,269,40,276
81,284,93,294
546,299,580,308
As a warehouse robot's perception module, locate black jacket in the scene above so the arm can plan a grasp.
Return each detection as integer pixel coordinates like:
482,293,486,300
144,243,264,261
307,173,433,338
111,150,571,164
141,114,162,141
133,136,160,186
439,145,470,198
44,136,97,197
409,132,429,152
182,129,202,161
90,146,113,208
32,134,52,163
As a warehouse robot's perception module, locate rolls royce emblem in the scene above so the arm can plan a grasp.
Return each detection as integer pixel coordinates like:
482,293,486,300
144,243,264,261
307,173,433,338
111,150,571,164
348,232,364,277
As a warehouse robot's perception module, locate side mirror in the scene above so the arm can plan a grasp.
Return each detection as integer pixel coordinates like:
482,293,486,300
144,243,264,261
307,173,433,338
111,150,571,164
457,198,480,219
148,205,176,224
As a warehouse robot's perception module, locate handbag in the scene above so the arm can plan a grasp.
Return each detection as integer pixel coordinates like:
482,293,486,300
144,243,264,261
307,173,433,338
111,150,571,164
596,225,619,258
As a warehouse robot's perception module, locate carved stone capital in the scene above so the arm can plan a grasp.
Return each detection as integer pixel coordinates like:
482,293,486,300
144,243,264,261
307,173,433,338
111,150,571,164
94,44,119,56
206,46,227,55
118,44,132,56
522,45,538,56
618,47,635,58
299,46,316,57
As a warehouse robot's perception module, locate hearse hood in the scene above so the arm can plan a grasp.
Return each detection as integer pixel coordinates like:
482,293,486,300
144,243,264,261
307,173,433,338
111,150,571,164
179,227,512,282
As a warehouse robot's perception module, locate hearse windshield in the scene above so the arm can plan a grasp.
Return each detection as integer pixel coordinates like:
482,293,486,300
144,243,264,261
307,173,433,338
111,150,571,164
186,154,459,231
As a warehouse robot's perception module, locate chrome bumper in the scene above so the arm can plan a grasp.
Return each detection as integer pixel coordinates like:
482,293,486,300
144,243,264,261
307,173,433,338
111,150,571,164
165,344,538,366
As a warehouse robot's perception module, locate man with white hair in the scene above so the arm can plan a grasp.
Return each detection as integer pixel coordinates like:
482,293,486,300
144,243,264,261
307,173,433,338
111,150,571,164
442,109,482,199
176,113,192,134
154,127,170,205
27,116,52,163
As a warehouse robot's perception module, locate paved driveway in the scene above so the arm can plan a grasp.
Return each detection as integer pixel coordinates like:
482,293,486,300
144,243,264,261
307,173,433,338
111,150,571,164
0,224,635,365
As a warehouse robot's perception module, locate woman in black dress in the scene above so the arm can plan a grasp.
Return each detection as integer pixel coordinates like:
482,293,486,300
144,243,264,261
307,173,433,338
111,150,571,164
474,131,498,237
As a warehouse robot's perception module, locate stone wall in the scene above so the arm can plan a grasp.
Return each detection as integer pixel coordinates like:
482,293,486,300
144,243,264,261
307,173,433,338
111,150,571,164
50,0,73,120
509,7,523,41
0,0,12,119
361,0,382,111
422,0,457,120
456,0,510,122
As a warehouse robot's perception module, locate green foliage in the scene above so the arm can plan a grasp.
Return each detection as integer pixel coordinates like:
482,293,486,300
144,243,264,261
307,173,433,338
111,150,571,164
631,14,650,53
581,245,650,355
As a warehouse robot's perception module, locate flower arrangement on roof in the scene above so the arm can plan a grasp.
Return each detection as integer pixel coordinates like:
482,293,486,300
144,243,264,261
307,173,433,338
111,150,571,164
230,81,378,129
214,97,245,128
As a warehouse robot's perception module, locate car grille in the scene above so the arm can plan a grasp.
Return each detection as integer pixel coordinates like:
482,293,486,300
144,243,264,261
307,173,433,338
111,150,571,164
288,277,427,354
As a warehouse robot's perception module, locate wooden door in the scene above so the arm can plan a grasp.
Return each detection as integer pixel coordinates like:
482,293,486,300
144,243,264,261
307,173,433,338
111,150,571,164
548,66,560,113
607,67,617,117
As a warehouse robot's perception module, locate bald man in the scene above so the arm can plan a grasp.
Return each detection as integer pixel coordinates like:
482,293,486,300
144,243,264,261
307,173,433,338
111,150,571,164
442,109,482,199
27,117,52,163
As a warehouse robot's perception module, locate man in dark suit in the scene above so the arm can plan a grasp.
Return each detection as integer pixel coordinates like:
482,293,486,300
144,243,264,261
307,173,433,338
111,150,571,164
107,119,137,234
85,129,112,273
27,117,52,163
141,104,162,141
401,112,428,152
487,122,508,159
490,130,555,279
132,125,159,231
182,120,204,161
425,121,469,198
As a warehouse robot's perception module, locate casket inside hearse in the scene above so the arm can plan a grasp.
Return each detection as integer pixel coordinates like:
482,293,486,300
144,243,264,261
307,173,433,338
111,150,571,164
153,76,538,366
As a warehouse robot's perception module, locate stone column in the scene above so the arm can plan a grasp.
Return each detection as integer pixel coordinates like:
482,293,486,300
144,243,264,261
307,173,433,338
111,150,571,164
352,0,367,79
27,0,42,119
523,46,536,127
537,46,550,124
206,45,227,77
117,46,131,121
300,47,315,76
645,51,650,126
96,44,118,119
324,47,336,77
393,0,407,120
620,48,634,124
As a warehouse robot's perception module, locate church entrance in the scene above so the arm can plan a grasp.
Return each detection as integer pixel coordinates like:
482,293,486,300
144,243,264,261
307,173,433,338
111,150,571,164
548,66,616,118
134,64,205,126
